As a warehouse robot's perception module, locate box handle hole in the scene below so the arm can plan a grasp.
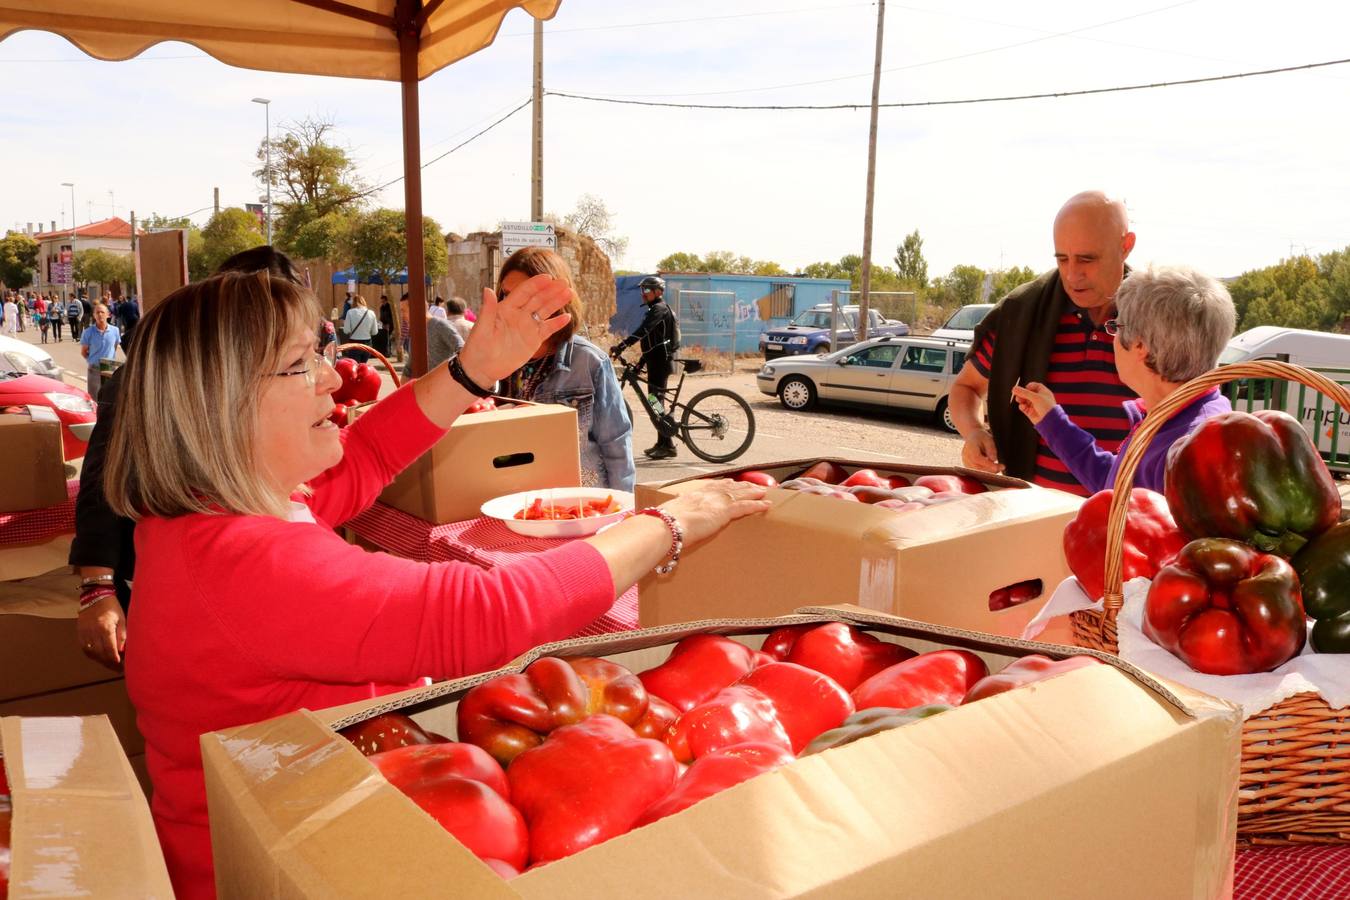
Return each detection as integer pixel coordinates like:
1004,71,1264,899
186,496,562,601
492,452,535,469
988,578,1043,612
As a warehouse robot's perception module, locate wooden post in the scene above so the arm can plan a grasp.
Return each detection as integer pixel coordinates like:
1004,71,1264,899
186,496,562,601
858,0,886,342
397,0,429,376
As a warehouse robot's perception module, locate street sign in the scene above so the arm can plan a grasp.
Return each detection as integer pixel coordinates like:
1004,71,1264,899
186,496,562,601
500,221,557,257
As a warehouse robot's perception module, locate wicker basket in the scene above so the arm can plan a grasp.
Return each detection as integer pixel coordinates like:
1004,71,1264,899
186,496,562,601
336,342,402,389
1069,360,1350,846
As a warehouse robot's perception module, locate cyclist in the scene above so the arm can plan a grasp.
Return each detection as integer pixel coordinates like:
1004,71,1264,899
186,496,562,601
612,275,680,459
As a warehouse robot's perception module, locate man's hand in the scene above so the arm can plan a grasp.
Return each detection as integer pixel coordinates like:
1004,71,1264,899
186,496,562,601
961,428,1004,473
1012,381,1056,425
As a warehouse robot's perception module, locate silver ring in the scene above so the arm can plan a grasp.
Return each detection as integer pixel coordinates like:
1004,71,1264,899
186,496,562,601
530,311,542,323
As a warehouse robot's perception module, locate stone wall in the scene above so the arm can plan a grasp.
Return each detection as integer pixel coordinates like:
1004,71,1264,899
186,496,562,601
445,227,616,336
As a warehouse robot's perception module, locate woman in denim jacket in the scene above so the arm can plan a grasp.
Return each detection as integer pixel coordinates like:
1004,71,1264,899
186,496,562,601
498,248,635,491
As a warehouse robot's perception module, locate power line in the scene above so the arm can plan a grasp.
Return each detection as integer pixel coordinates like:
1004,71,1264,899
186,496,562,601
547,56,1350,111
559,0,1200,99
365,97,532,195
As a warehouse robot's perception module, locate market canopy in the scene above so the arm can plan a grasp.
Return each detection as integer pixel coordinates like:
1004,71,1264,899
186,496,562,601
0,0,560,81
1,0,560,374
331,266,431,285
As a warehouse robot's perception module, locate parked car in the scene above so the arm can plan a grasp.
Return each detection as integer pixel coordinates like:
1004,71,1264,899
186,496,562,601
929,303,995,342
0,372,96,459
0,333,63,381
759,305,910,359
1217,326,1350,473
757,334,970,432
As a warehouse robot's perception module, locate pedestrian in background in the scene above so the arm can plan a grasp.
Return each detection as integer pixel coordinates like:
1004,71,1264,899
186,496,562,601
67,296,83,341
446,296,474,343
80,301,122,400
48,297,64,341
118,294,141,351
36,294,49,343
341,295,380,363
1,293,16,336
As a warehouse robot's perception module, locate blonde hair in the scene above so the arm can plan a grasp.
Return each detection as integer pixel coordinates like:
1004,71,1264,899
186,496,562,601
105,272,323,520
352,295,368,308
498,247,584,351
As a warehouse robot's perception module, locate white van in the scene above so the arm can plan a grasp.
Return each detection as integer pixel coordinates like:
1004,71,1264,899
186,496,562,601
1218,326,1350,472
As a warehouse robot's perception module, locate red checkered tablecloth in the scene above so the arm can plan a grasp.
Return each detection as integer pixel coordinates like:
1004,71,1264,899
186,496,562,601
1234,846,1350,900
345,501,637,638
0,479,78,548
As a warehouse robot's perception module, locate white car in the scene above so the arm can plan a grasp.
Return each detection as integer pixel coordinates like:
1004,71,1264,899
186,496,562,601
757,334,970,432
929,304,995,343
0,334,63,381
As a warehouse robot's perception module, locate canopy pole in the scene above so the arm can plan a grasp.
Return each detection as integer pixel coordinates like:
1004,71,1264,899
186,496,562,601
398,0,429,377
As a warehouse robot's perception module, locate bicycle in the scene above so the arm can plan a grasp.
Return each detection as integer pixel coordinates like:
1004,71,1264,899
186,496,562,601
610,350,756,463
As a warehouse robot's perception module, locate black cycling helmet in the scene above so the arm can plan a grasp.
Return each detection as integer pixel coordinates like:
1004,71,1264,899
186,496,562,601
638,275,666,293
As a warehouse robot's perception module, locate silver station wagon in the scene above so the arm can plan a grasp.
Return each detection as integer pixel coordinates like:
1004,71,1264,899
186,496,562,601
756,334,970,432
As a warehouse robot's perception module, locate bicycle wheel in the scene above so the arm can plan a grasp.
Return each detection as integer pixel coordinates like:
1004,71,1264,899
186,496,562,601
679,388,756,463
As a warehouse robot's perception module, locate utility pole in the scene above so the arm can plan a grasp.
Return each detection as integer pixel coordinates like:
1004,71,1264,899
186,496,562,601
214,186,220,217
531,18,544,221
857,0,885,342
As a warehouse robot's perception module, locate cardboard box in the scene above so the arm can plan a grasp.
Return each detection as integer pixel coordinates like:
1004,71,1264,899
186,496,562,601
0,413,66,513
636,459,1084,639
377,400,581,524
0,715,173,898
0,567,120,703
201,609,1239,899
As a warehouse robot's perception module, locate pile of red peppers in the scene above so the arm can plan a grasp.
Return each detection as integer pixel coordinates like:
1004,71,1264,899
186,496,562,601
1062,409,1348,674
340,624,1102,877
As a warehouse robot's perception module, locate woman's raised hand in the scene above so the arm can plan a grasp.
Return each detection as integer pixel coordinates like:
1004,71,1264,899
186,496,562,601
457,275,574,385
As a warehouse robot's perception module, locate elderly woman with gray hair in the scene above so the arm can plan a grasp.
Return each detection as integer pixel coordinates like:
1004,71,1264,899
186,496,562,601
1012,264,1236,494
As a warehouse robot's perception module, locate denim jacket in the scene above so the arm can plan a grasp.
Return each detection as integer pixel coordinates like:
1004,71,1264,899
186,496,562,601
527,336,635,491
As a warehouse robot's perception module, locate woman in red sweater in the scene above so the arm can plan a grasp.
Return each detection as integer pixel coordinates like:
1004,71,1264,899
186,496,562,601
103,271,768,899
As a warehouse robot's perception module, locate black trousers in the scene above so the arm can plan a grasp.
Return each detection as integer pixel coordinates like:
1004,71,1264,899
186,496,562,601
644,354,675,447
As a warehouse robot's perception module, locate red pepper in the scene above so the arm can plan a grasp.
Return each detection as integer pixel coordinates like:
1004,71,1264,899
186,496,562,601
801,704,953,756
633,694,681,741
635,743,794,827
851,650,988,711
457,656,648,766
665,662,854,761
0,793,10,898
841,468,889,488
797,460,849,484
1063,488,1188,600
638,634,767,712
369,741,508,801
963,654,1105,703
734,470,779,488
761,622,916,690
508,715,680,864
1143,538,1306,675
913,474,986,494
396,775,528,871
340,712,445,757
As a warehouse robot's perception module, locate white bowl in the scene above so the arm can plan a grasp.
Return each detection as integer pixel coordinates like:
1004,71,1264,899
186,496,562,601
480,487,635,539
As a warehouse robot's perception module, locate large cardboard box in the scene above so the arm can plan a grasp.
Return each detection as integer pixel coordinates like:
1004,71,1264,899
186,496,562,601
0,568,145,759
636,459,1084,639
0,715,173,898
377,401,581,524
201,609,1239,899
0,414,66,513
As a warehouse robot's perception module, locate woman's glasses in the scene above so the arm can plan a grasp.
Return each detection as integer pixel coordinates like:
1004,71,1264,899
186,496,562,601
1103,318,1124,336
273,342,338,388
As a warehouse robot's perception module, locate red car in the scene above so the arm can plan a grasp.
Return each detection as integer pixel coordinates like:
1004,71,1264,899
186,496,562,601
0,373,97,460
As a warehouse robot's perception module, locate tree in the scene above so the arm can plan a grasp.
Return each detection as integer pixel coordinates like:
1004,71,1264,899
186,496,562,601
257,116,369,257
929,264,987,308
562,194,628,261
343,208,448,287
200,208,266,276
893,230,928,288
73,249,135,291
0,231,39,291
653,250,786,275
988,265,1038,302
289,210,356,263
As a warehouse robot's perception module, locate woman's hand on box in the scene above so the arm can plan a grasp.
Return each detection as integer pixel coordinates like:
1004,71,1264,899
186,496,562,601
77,595,126,671
660,479,771,547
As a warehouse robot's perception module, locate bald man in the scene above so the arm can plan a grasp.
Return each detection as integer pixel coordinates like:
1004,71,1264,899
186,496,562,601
948,191,1138,495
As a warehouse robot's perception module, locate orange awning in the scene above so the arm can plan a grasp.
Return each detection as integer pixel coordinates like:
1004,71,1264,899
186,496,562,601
0,0,560,81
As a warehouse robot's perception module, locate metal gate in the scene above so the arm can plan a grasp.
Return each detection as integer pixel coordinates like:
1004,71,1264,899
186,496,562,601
671,288,739,375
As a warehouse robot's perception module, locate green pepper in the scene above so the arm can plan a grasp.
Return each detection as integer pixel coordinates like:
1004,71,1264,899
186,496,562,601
799,704,951,756
1165,410,1341,557
1293,520,1350,653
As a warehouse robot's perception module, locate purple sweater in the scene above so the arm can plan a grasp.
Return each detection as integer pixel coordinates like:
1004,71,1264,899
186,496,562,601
1034,389,1231,494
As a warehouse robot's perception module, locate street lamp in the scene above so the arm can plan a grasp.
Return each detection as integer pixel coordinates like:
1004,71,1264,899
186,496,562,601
61,181,76,297
252,97,272,244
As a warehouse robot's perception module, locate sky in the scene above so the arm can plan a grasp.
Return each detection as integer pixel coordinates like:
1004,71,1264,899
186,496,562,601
2,0,1348,279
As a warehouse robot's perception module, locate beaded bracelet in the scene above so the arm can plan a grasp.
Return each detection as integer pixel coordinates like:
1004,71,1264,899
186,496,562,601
79,573,115,589
634,507,684,575
78,585,117,612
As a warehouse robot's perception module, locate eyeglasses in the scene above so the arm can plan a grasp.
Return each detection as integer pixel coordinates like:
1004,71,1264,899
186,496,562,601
1103,318,1124,336
273,342,337,388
